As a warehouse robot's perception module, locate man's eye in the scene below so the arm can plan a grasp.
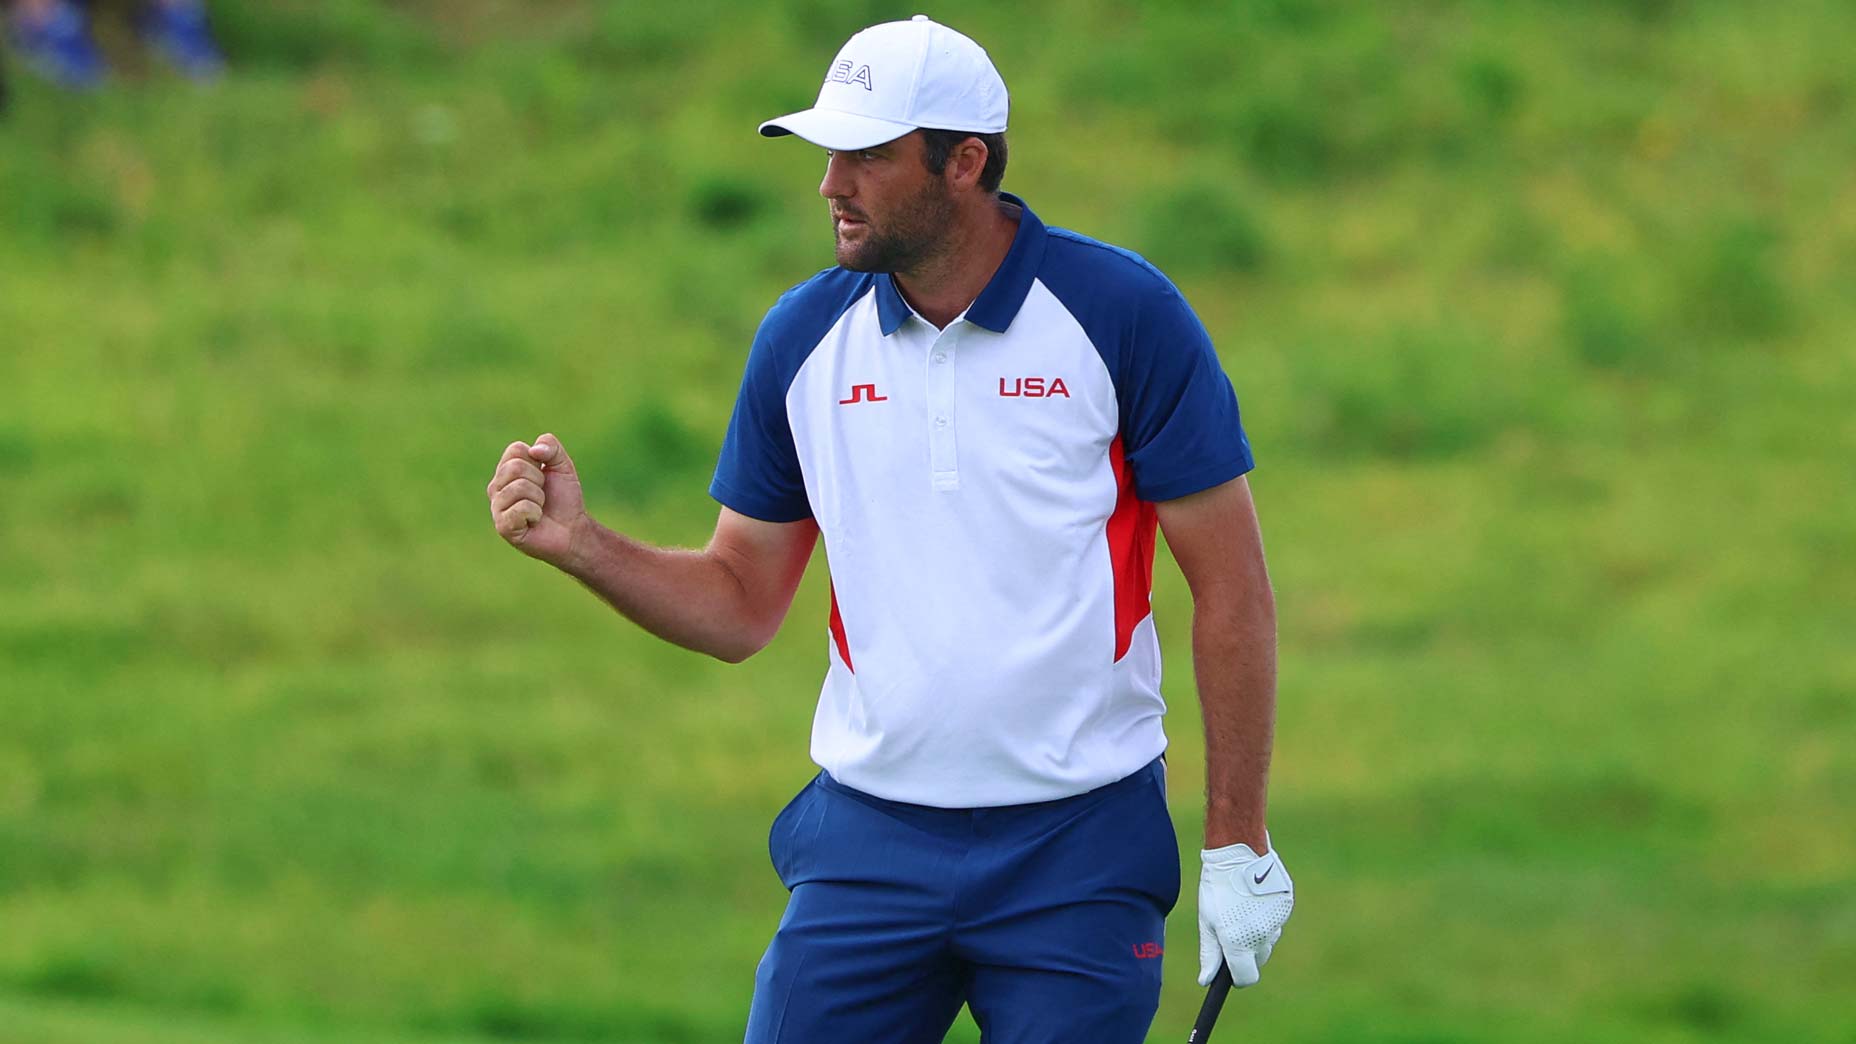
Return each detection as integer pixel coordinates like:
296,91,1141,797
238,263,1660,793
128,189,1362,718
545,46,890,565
860,150,880,161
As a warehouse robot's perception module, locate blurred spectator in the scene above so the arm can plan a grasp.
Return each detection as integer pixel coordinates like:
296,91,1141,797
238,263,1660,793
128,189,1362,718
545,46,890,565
5,0,224,88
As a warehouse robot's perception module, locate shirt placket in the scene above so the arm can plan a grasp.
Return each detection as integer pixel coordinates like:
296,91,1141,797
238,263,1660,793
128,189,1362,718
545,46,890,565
926,322,961,491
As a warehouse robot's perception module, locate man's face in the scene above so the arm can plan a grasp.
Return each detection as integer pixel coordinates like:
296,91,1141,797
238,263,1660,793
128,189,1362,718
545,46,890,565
818,131,956,273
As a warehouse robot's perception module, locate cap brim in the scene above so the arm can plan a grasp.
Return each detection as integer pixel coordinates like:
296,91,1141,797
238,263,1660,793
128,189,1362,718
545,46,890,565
758,108,917,150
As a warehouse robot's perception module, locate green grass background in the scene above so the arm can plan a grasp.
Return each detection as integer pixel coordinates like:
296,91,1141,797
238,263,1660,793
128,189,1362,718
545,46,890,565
3,1,1853,1041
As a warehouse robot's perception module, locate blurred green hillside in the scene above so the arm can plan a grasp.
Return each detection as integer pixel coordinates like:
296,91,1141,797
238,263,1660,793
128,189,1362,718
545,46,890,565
2,1,1853,1041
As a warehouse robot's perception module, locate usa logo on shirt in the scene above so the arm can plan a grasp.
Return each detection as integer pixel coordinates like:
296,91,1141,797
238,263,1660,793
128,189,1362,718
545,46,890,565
999,376,1071,398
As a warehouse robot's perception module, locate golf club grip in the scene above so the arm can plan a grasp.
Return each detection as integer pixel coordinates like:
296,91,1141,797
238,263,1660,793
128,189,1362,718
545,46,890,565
1187,963,1234,1042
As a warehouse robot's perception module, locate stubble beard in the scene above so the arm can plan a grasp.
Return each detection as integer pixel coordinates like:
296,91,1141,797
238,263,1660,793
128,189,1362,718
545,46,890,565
833,180,958,274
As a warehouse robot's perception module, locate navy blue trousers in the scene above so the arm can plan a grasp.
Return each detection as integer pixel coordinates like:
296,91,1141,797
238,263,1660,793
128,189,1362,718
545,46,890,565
744,758,1180,1043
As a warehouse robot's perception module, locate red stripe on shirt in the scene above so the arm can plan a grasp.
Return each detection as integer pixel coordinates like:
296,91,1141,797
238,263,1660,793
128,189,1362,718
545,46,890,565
828,581,854,672
1105,435,1157,662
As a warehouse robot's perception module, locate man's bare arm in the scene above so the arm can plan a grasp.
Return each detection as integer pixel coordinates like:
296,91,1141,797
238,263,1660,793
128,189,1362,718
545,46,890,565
488,434,817,663
1155,474,1277,851
563,507,817,663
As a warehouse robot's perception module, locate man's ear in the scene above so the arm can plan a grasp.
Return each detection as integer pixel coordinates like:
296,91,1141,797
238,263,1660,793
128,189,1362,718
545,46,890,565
950,136,989,191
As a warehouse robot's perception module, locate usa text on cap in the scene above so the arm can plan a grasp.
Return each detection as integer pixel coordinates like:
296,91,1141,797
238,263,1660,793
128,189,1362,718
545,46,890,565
759,16,1009,151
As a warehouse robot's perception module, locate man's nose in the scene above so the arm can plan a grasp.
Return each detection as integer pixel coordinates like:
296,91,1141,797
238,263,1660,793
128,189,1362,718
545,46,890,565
819,152,854,200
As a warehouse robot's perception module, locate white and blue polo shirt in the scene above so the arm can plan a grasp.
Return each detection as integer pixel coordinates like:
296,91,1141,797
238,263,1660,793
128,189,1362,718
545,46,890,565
711,194,1253,808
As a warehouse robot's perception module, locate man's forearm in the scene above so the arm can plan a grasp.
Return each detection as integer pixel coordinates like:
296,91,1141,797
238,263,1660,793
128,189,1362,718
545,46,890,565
1194,589,1278,850
559,518,770,662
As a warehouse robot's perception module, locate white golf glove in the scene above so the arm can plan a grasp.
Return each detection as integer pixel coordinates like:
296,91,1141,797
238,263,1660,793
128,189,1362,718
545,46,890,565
1197,840,1294,988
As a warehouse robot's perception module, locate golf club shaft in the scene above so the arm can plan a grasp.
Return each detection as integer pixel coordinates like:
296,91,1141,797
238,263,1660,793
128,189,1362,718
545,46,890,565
1187,963,1233,1042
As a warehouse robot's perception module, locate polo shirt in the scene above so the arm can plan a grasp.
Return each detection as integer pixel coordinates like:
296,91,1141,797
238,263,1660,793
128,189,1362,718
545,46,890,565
710,193,1253,807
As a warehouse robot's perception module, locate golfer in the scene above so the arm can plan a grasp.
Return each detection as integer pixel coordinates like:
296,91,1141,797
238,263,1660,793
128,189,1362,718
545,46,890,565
488,17,1291,1041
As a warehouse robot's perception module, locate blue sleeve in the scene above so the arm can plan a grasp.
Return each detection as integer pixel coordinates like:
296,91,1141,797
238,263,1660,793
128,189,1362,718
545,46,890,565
709,313,813,524
1039,232,1253,502
1118,282,1253,502
709,269,870,522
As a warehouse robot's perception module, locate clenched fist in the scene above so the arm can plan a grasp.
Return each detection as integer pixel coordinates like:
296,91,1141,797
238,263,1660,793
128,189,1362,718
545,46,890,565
487,433,588,569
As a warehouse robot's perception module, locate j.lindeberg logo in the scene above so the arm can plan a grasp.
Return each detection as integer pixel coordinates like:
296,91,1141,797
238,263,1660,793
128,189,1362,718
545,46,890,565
839,383,888,405
826,59,874,90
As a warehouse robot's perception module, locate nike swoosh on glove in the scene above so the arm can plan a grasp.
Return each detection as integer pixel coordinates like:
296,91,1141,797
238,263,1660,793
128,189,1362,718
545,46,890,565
1198,840,1294,988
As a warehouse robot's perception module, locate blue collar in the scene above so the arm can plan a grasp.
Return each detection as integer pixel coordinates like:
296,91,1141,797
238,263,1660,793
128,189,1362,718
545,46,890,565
874,192,1048,336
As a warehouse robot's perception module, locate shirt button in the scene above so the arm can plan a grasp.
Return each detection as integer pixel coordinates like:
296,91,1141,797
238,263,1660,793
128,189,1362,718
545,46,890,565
934,416,949,428
933,353,947,364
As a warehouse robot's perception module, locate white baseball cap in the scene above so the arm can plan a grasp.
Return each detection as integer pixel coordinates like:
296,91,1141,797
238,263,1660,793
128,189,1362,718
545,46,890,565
759,15,1008,151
